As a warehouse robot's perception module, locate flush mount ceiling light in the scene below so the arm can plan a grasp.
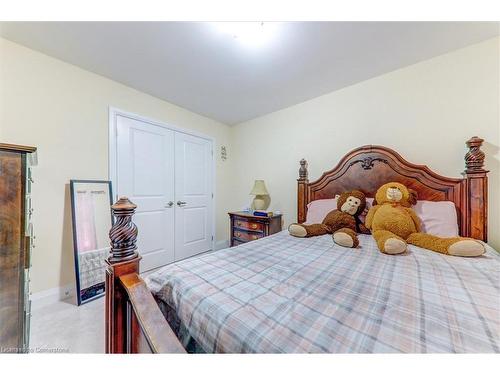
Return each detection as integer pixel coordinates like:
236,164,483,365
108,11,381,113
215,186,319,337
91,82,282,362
211,22,281,48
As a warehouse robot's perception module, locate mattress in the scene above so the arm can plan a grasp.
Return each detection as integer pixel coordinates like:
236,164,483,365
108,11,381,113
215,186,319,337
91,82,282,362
145,230,500,353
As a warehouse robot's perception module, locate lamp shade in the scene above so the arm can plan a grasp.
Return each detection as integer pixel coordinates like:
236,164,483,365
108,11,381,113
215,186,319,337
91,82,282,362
249,180,269,196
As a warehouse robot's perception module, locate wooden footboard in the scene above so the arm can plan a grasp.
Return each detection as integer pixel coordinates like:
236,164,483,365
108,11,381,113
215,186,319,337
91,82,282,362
105,197,185,354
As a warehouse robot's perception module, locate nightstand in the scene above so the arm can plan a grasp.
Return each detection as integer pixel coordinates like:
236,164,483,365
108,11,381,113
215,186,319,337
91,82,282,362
228,212,283,247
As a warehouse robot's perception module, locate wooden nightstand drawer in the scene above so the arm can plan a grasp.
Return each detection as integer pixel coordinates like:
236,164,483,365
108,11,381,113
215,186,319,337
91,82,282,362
233,229,264,242
229,211,283,247
234,219,264,232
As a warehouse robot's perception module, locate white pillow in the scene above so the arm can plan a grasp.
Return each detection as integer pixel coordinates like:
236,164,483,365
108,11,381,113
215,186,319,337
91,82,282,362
305,198,338,224
305,197,458,238
413,200,459,237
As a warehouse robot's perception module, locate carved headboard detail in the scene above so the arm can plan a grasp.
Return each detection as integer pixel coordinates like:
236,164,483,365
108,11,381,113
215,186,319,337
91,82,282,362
297,137,488,242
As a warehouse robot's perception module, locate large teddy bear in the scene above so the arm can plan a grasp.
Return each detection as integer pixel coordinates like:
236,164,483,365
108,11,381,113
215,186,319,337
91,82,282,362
288,190,370,248
365,182,485,256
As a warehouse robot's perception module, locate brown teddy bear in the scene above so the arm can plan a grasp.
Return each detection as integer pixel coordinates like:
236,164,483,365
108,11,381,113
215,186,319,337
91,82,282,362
288,190,370,248
365,182,485,256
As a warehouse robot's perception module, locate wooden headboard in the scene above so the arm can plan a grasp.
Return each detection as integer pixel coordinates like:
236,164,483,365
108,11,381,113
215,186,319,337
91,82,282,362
297,137,489,242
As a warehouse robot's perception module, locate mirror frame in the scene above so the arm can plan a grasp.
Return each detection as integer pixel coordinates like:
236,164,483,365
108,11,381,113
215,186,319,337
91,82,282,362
70,179,113,305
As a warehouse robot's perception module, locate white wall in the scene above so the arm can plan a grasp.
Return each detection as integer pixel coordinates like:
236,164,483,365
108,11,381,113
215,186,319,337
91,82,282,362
0,38,233,294
231,37,500,249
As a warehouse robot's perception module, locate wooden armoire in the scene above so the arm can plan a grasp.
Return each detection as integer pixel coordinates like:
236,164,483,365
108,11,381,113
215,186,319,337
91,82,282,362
0,143,36,353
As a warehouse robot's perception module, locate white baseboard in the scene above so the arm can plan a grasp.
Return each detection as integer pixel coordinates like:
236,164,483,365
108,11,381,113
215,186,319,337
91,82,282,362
215,240,230,250
31,241,231,309
30,283,76,310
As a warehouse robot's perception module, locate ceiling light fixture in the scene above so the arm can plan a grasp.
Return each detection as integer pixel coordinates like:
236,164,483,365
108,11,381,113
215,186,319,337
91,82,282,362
211,22,280,48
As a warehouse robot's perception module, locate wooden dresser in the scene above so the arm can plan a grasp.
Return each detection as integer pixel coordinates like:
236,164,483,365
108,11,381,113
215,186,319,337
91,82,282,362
0,143,36,353
228,212,283,247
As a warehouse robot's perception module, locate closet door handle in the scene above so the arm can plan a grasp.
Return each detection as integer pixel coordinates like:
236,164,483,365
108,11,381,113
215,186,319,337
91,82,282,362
165,201,174,208
177,201,187,207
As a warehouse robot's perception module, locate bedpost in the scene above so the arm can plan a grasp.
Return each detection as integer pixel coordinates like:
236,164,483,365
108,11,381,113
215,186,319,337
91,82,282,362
463,136,489,242
105,197,140,353
105,197,185,353
297,159,309,223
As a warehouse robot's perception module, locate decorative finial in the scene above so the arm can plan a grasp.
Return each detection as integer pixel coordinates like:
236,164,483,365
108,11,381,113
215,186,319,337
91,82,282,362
299,159,308,180
108,197,138,263
465,136,486,173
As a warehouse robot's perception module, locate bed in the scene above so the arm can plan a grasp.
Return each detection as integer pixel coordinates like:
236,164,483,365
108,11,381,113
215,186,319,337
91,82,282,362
104,136,499,353
145,231,499,353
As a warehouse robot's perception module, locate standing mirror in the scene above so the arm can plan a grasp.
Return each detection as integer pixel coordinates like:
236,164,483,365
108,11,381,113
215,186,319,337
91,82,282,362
70,180,113,305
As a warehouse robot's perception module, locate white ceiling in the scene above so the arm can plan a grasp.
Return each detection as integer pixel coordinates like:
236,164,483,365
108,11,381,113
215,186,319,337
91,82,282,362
1,22,499,125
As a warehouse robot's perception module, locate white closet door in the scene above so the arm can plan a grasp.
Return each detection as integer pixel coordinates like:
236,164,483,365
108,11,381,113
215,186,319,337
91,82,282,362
116,115,175,271
174,132,213,261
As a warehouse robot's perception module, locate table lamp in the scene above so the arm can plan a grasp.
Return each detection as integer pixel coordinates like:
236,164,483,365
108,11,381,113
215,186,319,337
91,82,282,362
250,180,269,210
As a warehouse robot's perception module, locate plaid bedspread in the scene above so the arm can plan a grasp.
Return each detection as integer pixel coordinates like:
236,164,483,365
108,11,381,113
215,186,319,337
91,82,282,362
145,231,500,353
